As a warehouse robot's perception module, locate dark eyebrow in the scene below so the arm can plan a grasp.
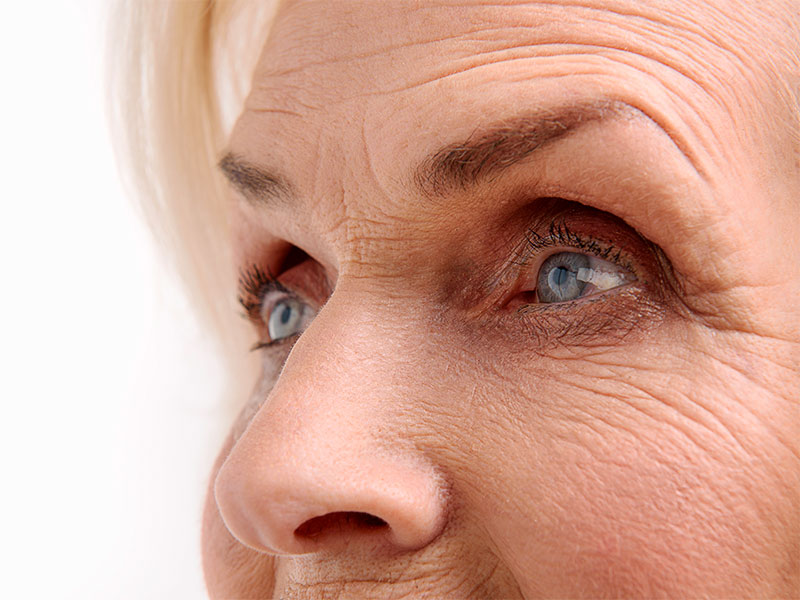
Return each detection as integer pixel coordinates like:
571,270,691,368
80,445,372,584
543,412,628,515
218,152,292,206
414,100,642,197
221,100,696,207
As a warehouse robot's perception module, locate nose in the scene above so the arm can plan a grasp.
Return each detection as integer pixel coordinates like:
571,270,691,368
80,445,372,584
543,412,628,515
213,299,448,556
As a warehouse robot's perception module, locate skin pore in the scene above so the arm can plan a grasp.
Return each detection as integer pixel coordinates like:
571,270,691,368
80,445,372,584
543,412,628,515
203,0,800,598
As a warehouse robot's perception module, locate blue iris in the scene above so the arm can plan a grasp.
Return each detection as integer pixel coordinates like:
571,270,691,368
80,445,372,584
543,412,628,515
267,297,305,341
537,252,590,303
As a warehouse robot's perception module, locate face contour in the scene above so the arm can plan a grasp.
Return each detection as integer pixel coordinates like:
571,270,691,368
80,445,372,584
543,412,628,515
204,1,800,597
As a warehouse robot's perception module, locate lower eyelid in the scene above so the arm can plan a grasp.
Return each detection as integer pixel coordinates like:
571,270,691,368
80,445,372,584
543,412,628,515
513,283,659,349
512,279,636,311
251,318,308,351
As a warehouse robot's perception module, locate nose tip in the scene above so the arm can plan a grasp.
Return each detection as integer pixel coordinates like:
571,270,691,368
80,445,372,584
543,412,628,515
214,446,447,555
213,290,449,557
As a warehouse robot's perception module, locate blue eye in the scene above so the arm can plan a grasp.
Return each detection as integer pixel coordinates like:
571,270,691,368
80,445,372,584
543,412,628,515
264,296,312,342
537,251,632,303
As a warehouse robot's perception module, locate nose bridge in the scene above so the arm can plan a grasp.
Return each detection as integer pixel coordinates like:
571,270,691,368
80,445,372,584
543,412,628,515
302,280,409,366
214,285,448,556
281,282,426,411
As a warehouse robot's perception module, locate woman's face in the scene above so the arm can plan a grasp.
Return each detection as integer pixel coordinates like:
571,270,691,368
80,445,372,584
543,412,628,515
204,0,800,597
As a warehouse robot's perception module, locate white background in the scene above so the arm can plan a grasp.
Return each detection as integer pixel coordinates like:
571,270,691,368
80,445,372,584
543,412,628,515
1,2,228,597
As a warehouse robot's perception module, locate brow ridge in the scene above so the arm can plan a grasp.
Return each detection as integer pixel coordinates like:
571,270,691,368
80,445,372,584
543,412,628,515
413,100,632,197
218,152,291,206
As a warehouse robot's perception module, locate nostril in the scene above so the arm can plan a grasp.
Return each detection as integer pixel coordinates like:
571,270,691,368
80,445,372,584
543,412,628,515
294,511,388,540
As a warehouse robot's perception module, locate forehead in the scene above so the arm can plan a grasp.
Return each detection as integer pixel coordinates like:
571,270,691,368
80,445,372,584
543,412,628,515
233,0,794,184
257,0,772,93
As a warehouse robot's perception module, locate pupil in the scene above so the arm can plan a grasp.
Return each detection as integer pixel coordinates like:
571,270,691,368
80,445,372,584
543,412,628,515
280,304,292,325
537,252,590,304
550,266,571,288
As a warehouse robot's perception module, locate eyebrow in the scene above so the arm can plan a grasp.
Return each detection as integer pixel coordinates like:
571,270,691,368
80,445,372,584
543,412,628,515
219,100,689,207
218,152,293,206
414,100,639,197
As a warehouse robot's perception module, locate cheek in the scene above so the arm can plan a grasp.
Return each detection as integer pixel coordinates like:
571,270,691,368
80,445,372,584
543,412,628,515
453,337,793,598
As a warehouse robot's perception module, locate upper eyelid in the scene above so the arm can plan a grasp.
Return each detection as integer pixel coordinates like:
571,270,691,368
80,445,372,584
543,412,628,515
515,225,629,271
238,267,293,323
257,282,298,310
259,279,295,300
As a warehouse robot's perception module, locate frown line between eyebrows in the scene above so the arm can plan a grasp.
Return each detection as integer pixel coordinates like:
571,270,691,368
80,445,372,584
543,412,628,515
413,99,699,198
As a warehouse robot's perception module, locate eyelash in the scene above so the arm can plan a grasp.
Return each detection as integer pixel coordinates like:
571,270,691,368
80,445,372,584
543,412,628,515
514,221,628,270
237,222,641,350
238,265,302,350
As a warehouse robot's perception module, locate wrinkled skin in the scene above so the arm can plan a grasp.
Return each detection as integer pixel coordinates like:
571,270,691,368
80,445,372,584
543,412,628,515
203,0,800,597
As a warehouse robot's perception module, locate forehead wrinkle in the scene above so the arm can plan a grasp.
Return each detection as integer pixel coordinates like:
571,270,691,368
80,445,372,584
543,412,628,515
252,2,478,83
256,1,767,125
381,28,766,183
464,5,761,113
261,0,788,90
249,0,774,120
242,0,794,198
518,1,799,159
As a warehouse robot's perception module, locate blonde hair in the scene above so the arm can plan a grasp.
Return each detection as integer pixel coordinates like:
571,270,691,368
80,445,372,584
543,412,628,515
108,1,280,397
